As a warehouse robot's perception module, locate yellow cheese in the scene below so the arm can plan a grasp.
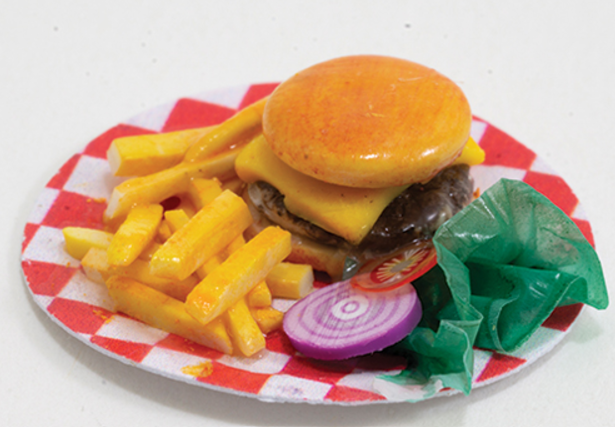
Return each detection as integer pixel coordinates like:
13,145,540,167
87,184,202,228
235,136,408,245
452,137,485,166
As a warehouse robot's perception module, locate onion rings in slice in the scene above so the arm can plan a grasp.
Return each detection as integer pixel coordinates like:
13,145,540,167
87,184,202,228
283,280,422,360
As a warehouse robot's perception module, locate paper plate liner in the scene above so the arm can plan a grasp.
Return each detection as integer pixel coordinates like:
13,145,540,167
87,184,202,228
20,83,593,405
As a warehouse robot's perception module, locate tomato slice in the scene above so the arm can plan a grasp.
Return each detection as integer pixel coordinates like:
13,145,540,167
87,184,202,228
350,244,437,292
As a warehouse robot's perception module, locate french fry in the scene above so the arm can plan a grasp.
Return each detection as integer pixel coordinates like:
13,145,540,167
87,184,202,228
246,281,272,308
250,307,284,334
266,262,314,299
107,126,213,177
175,196,197,218
106,276,233,354
196,257,222,281
150,190,253,281
104,148,241,222
138,241,161,261
107,204,163,267
187,178,223,210
82,247,198,301
164,209,191,232
183,97,267,163
157,220,173,242
195,234,246,280
221,176,245,195
223,298,266,357
80,247,107,284
62,227,114,260
225,233,247,253
185,226,291,325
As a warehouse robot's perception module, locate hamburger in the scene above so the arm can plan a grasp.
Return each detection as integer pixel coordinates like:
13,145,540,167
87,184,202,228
235,55,484,280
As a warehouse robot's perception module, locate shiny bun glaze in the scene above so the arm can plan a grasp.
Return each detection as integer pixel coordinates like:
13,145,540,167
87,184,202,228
262,55,472,188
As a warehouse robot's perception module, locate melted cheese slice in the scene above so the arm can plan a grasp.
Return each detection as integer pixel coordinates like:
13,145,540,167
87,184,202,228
453,136,485,166
235,135,485,245
235,136,408,245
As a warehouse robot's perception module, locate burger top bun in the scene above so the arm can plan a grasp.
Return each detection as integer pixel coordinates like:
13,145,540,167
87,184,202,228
262,55,472,188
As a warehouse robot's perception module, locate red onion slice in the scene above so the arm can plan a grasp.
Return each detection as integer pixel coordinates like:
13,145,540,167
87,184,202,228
283,280,422,360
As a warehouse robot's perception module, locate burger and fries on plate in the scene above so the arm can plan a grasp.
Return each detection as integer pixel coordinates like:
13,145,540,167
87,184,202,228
59,55,605,391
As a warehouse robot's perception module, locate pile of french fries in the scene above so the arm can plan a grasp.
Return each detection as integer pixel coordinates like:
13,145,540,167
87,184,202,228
62,97,315,357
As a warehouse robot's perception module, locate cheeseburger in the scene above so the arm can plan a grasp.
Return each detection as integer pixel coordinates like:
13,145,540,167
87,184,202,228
235,55,484,279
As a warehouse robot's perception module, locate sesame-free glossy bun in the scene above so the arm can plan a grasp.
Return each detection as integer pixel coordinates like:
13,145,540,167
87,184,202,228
262,55,472,188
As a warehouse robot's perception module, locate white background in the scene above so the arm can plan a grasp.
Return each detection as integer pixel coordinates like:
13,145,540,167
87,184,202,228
2,1,614,426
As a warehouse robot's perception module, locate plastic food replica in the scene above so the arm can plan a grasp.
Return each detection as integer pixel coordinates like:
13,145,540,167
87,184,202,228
21,55,608,404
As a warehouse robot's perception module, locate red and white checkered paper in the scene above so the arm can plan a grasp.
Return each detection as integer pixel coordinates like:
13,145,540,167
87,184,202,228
21,83,593,405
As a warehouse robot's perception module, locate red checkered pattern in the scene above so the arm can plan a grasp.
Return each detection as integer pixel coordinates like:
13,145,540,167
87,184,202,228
21,86,588,404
